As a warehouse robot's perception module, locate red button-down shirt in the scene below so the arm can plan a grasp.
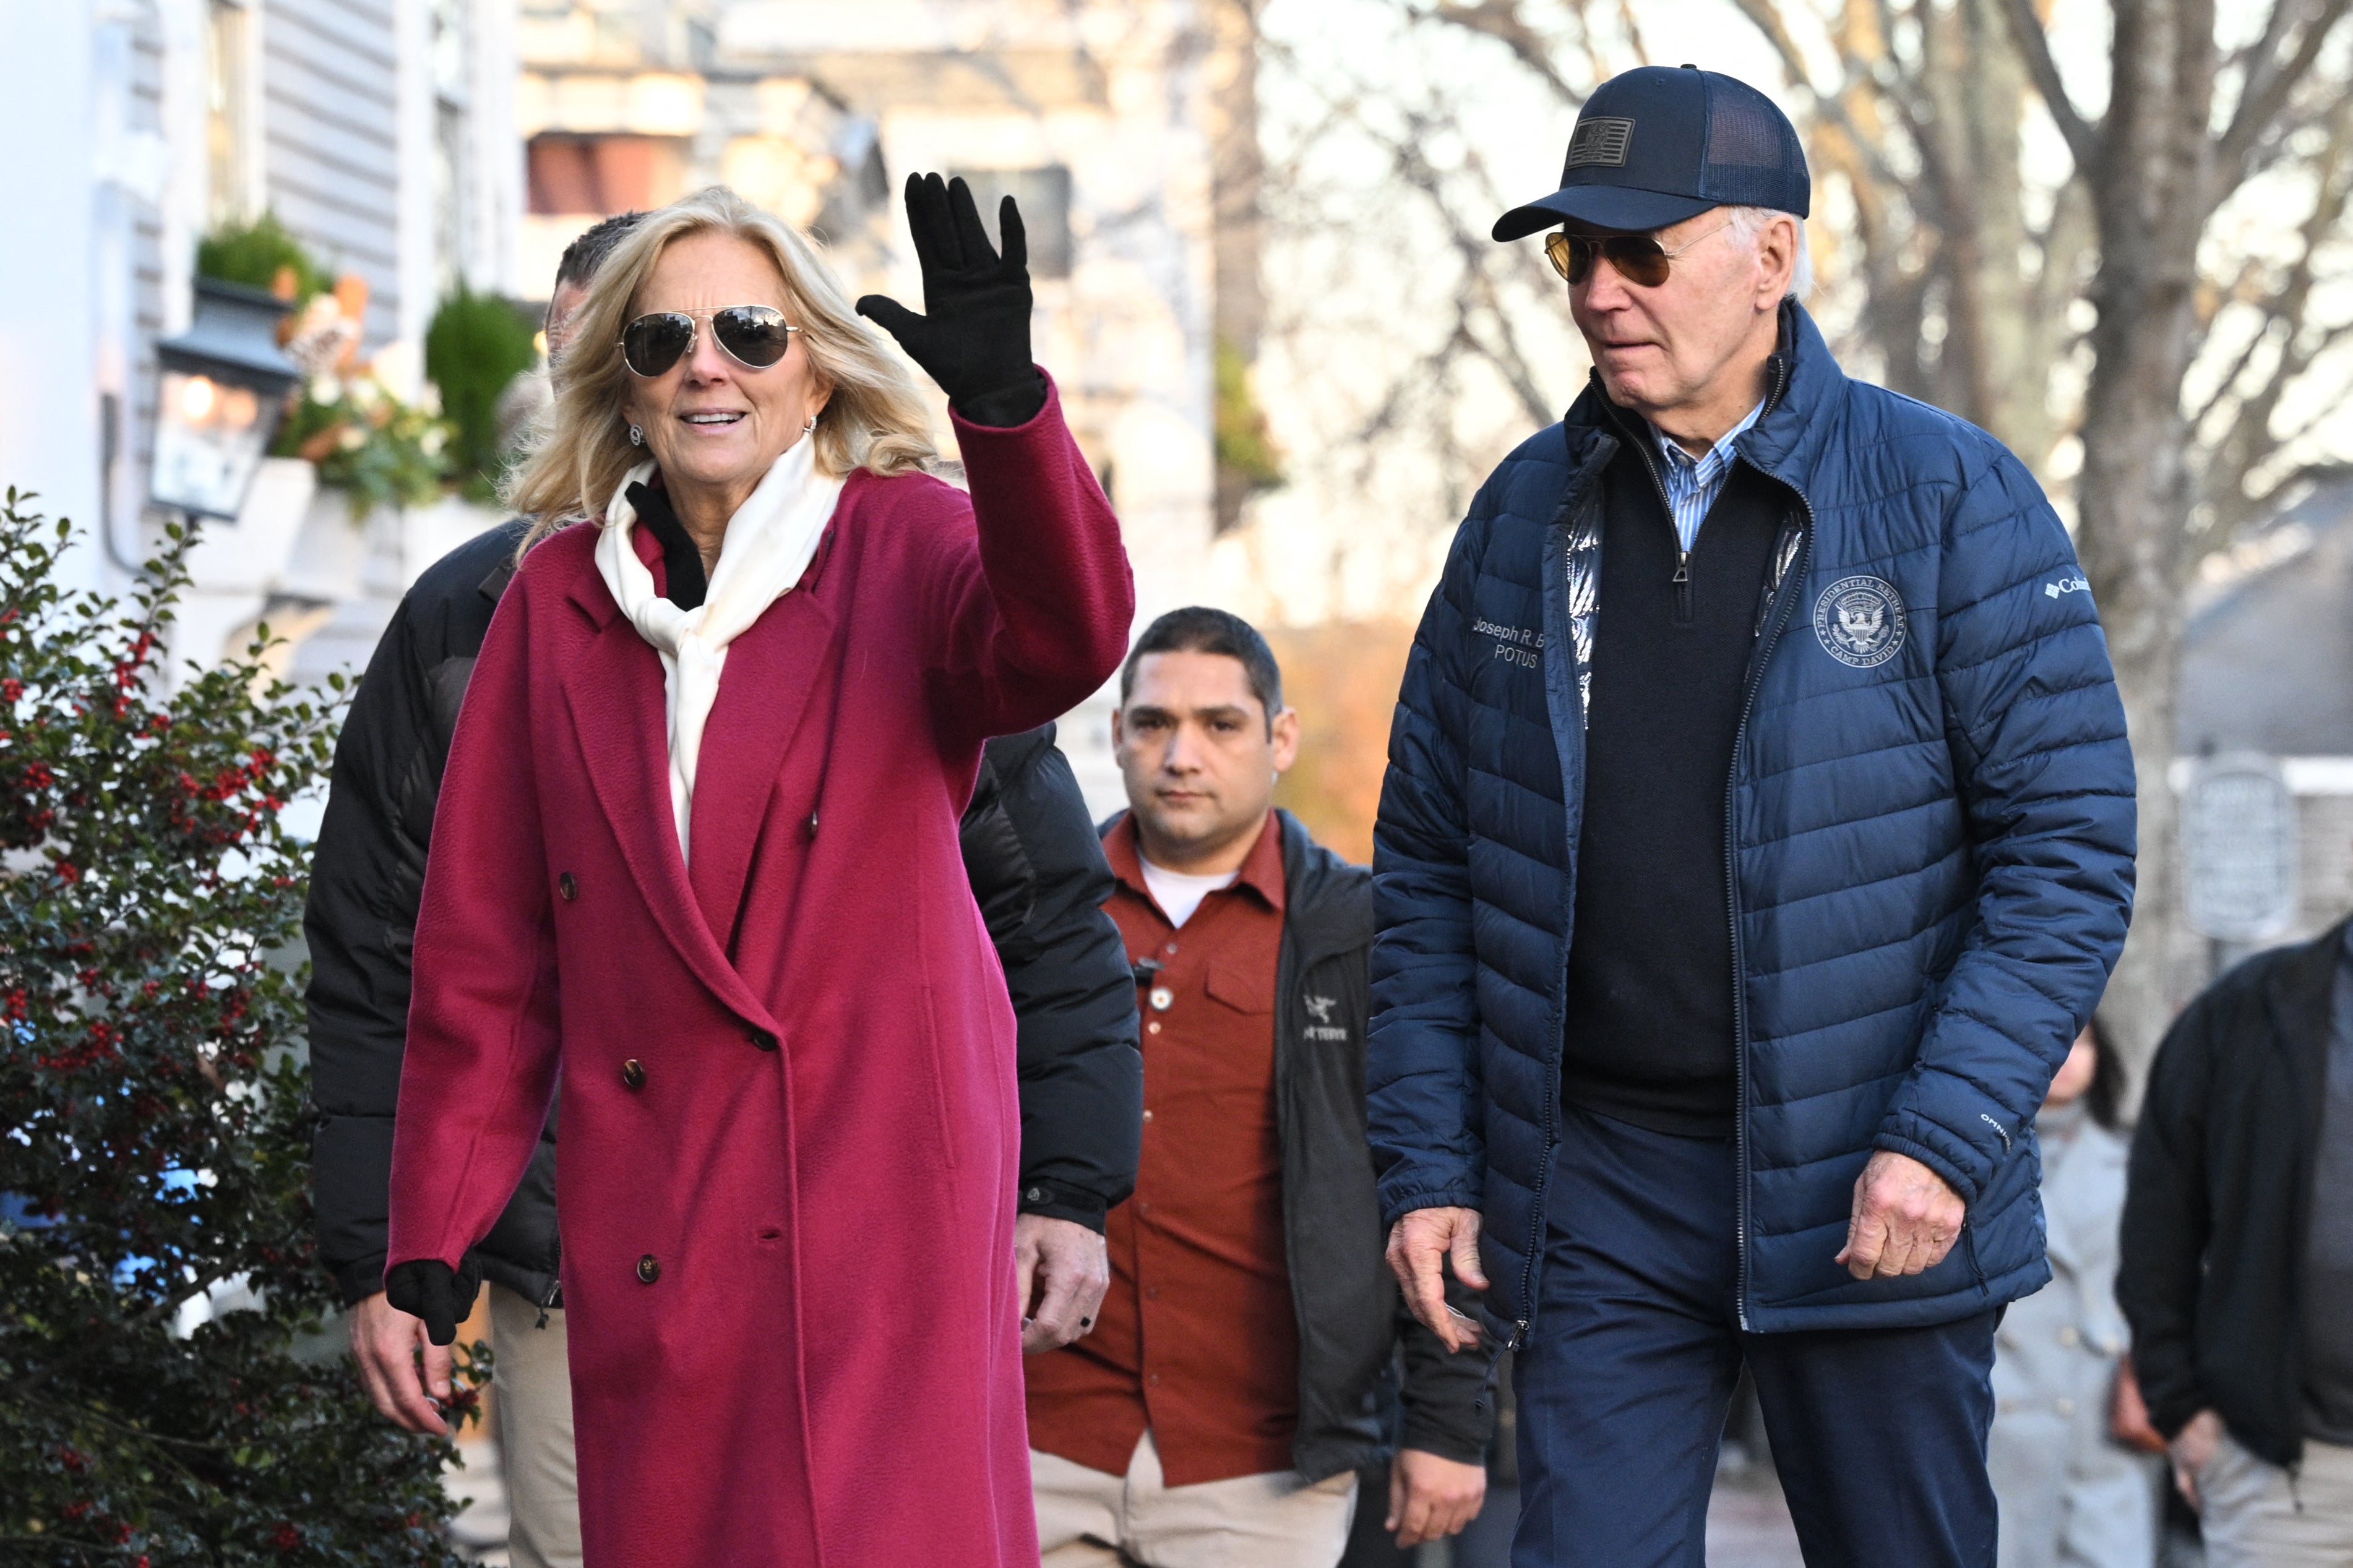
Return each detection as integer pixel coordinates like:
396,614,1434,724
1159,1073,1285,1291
1022,811,1297,1485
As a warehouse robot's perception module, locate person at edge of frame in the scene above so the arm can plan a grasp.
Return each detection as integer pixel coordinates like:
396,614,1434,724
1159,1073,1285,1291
1023,607,1493,1568
1369,62,2137,1568
306,200,1141,1568
1987,1021,2164,1568
2119,899,2353,1568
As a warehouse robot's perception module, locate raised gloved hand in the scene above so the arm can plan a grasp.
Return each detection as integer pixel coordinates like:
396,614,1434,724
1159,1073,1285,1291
856,173,1046,427
383,1256,481,1347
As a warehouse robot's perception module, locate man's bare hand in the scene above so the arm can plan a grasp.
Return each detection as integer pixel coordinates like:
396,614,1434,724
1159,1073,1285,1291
1835,1150,1966,1280
2169,1408,2224,1512
348,1289,452,1434
1016,1214,1109,1353
1387,1447,1487,1548
1385,1206,1488,1352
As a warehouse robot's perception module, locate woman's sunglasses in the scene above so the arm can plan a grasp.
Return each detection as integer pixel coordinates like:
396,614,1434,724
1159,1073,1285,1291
1544,221,1731,289
619,306,799,377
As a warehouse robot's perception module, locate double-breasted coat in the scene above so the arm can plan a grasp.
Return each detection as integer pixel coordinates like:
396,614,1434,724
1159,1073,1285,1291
1988,1107,2163,1568
385,382,1133,1567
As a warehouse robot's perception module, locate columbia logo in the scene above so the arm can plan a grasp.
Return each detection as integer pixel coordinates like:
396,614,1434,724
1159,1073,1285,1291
1979,1112,2012,1150
2044,576,2090,599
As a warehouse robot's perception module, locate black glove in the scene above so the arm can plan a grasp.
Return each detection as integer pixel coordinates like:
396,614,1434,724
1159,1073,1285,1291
384,1256,481,1347
856,173,1047,428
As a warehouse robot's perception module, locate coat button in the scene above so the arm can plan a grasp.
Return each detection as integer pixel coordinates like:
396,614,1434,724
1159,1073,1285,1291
558,872,577,901
621,1058,645,1090
1026,1187,1046,1203
2057,1325,2081,1348
1142,1109,1154,1124
748,1029,778,1052
637,1254,661,1283
1148,987,1174,1012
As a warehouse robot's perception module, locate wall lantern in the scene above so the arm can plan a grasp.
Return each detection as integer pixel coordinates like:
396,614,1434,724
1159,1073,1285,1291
150,279,300,520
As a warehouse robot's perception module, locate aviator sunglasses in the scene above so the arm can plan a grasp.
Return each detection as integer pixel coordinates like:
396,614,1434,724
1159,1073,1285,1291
620,305,800,377
1545,220,1732,289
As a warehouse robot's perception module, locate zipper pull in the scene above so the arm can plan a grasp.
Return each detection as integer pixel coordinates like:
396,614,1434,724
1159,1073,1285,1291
1672,551,1690,585
1510,1317,1529,1352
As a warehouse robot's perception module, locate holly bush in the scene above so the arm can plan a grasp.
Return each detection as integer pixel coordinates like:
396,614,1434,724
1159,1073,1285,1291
0,495,478,1564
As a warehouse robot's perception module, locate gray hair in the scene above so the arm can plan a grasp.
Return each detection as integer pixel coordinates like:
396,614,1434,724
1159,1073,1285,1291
1724,206,1813,301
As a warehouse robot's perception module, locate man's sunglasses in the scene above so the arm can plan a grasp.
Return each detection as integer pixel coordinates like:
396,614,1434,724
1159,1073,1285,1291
1544,221,1731,289
619,306,800,377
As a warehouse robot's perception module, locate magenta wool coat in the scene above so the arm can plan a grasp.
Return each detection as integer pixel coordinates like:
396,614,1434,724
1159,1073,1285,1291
385,383,1132,1567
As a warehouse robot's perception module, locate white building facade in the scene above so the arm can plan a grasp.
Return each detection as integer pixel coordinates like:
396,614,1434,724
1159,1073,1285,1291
0,0,522,681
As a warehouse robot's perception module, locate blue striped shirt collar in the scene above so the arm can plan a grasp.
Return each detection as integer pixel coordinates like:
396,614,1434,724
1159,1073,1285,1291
1651,398,1765,554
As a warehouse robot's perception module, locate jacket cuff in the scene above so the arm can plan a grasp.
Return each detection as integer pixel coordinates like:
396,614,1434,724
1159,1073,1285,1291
1397,1417,1487,1468
2138,1369,2209,1442
1018,1179,1108,1235
335,1252,390,1306
1378,1185,1484,1232
949,367,1056,434
952,369,1049,429
1873,1117,1987,1207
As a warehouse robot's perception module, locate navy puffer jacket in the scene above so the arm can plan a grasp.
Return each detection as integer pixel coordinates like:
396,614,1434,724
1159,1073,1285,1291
1369,304,2136,1336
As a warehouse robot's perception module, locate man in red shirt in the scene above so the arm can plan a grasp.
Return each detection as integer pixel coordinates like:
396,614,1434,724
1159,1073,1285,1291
1024,607,1492,1567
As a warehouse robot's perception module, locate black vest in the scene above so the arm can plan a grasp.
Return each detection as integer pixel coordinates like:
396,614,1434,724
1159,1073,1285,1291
1560,427,1792,1137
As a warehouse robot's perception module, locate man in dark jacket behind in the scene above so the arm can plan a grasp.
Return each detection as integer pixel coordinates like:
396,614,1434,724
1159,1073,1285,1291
2118,912,2353,1564
306,215,1142,1568
1370,67,2136,1567
1023,607,1489,1568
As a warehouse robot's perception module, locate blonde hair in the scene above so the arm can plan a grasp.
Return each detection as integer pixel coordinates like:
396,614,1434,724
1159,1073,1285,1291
507,186,934,547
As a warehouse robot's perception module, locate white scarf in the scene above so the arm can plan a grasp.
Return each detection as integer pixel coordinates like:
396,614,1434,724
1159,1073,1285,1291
594,434,844,863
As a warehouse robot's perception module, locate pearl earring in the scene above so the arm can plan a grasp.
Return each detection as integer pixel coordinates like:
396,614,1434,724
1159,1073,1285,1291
628,424,643,447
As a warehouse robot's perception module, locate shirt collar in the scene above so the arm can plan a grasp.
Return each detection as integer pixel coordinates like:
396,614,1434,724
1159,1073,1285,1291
1103,810,1286,919
1653,397,1765,477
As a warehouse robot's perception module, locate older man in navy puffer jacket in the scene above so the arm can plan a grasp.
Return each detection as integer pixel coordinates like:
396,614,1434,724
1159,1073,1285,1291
1369,66,2136,1568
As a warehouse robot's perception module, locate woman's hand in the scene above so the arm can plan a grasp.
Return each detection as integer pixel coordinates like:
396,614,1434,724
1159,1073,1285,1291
856,174,1044,425
348,1290,455,1434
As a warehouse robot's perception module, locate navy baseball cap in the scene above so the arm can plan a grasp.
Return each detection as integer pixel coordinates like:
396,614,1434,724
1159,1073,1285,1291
1494,64,1810,240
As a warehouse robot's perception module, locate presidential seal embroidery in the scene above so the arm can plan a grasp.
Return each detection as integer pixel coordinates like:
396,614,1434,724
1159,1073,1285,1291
1813,575,1907,668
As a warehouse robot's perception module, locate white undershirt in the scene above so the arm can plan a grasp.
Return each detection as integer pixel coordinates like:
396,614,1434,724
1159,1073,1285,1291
1140,857,1239,929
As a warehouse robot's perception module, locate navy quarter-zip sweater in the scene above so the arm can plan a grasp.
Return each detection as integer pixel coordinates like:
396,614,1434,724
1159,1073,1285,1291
1564,434,1790,1137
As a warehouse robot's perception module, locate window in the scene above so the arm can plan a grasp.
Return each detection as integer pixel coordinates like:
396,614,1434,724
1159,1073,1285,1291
947,166,1074,279
204,0,254,228
433,0,470,289
528,135,689,216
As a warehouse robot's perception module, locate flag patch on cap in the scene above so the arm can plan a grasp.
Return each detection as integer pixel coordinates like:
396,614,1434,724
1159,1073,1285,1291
1564,118,1635,168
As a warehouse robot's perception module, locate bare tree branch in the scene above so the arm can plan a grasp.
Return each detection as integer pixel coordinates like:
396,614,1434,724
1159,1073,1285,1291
1430,0,1587,105
1995,0,2104,172
2211,0,2353,191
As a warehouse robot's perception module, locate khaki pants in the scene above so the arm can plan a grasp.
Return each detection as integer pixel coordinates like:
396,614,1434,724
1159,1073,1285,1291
486,1283,582,1568
1032,1430,1358,1568
2197,1429,2353,1567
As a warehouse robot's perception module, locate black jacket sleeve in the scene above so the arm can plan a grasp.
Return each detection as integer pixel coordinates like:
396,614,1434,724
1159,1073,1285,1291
961,725,1142,1232
306,586,442,1304
306,523,525,1305
1393,1283,1495,1464
2117,988,2220,1440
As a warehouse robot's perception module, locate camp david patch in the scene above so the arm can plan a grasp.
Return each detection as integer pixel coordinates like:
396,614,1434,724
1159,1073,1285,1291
1812,575,1908,669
